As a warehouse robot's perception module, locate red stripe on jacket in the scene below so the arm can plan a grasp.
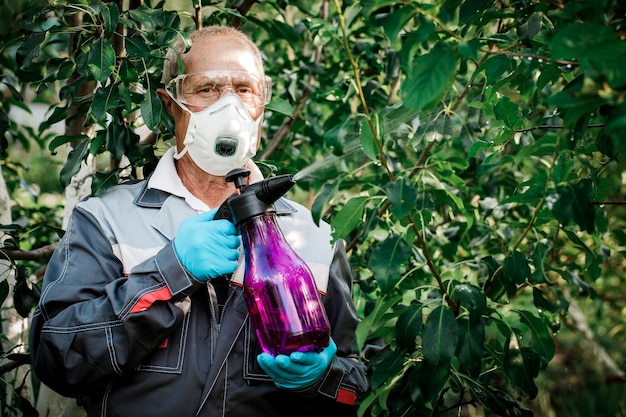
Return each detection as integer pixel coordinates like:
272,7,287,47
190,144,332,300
336,388,357,405
129,287,172,314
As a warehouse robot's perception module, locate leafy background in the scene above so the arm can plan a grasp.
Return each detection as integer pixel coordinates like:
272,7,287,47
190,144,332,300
1,0,625,416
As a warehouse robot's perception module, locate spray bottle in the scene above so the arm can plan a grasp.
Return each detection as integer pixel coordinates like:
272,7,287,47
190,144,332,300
215,168,331,356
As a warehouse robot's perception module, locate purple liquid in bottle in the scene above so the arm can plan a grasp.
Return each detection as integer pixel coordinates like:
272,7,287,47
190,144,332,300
240,212,331,356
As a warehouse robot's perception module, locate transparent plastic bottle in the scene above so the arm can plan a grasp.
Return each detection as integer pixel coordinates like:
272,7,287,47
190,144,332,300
239,212,330,356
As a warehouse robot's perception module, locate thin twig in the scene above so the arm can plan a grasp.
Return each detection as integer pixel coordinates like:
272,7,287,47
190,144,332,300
593,201,626,205
516,124,604,134
482,49,579,67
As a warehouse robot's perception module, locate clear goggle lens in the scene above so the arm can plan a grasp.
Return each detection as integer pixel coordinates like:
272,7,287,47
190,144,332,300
166,70,272,109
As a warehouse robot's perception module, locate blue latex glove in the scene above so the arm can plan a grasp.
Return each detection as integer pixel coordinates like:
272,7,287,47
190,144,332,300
173,208,240,281
257,339,337,390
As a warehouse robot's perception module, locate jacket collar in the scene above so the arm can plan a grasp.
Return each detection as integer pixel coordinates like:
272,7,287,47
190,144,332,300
134,180,296,215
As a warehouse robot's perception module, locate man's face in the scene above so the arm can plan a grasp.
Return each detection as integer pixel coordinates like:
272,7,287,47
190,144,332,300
165,36,266,154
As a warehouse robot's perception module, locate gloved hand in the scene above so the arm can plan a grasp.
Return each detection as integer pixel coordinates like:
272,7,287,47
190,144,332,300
257,339,337,390
173,208,240,281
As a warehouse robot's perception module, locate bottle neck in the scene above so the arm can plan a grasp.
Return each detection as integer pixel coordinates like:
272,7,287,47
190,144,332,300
240,212,287,256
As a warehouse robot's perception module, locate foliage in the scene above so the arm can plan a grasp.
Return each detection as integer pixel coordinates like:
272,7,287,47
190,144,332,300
1,0,626,416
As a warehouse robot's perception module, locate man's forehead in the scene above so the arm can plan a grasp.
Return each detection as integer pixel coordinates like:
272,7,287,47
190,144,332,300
184,37,261,74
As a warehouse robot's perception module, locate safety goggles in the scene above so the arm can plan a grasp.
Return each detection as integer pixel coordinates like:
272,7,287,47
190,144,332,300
166,70,272,109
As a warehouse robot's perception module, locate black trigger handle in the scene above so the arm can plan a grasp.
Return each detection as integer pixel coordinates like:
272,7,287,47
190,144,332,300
213,199,233,222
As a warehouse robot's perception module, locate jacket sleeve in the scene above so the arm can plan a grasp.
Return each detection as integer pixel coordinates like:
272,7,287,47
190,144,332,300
29,205,204,397
305,239,369,406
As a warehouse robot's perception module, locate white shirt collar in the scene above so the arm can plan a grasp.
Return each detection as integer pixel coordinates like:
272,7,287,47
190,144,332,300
147,147,265,212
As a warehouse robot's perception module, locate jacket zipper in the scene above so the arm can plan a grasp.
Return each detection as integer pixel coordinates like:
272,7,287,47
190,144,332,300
206,283,220,363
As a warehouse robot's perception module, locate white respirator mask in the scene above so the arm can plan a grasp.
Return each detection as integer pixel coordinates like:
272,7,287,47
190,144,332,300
169,93,261,176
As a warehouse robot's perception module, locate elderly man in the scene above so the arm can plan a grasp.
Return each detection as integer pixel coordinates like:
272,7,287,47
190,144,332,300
30,25,368,416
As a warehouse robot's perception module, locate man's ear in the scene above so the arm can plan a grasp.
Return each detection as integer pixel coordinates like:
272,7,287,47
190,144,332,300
157,88,175,115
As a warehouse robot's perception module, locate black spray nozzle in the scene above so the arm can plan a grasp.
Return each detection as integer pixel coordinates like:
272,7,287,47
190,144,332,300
255,175,296,205
214,168,296,224
224,168,250,191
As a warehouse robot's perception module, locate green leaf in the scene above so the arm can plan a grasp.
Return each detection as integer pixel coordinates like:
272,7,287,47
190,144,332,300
355,293,403,351
40,105,69,131
311,182,337,226
517,12,542,40
504,347,540,399
468,140,491,158
417,361,450,408
458,39,481,61
452,283,487,321
402,42,458,111
88,37,116,82
367,236,411,293
369,346,406,390
106,122,139,161
92,169,121,196
459,0,495,25
485,266,517,302
140,89,163,131
395,302,423,351
128,5,164,31
481,55,512,84
48,134,89,154
546,76,605,128
57,59,76,80
532,288,558,313
16,31,45,68
91,84,121,123
380,5,415,42
330,196,368,238
13,266,39,318
360,115,379,161
125,34,150,59
0,280,9,305
503,251,531,285
384,178,417,218
551,22,615,61
0,110,7,149
90,132,106,155
101,2,120,38
466,382,531,417
517,310,556,361
265,97,293,117
501,184,545,205
456,317,485,375
60,140,90,187
492,316,513,340
118,59,139,83
547,181,595,233
562,228,601,279
422,305,458,365
577,35,626,88
530,243,550,284
494,96,521,129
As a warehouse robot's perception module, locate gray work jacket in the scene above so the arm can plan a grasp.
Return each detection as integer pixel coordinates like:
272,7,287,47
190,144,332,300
30,179,368,417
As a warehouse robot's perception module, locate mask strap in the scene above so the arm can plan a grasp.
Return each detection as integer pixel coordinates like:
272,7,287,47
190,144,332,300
165,89,195,161
173,146,188,160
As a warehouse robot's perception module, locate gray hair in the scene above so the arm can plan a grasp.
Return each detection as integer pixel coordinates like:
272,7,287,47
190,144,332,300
162,26,264,85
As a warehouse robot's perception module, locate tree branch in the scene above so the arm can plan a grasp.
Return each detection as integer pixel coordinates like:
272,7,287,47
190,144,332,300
230,0,259,28
0,360,26,376
566,298,626,383
0,243,58,262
